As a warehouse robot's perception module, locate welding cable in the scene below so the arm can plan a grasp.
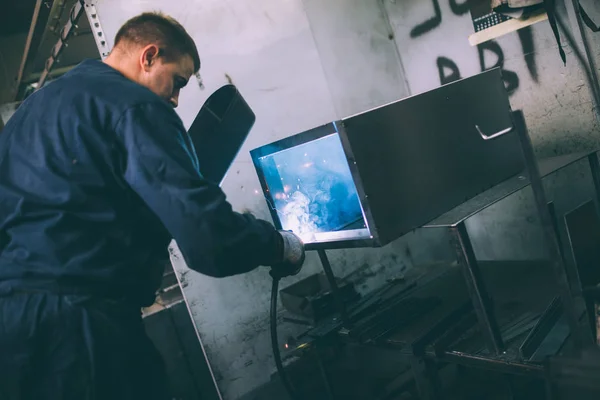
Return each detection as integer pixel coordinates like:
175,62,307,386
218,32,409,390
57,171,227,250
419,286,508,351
270,276,300,400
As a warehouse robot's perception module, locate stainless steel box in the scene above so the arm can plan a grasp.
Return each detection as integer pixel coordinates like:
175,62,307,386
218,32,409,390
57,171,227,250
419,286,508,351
251,68,523,249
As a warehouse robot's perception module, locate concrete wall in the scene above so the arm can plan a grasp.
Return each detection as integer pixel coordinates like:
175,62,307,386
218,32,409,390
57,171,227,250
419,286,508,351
385,0,600,156
382,0,600,262
93,0,600,398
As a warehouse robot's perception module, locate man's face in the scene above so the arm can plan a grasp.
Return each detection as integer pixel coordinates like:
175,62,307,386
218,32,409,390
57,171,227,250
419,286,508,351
139,47,195,108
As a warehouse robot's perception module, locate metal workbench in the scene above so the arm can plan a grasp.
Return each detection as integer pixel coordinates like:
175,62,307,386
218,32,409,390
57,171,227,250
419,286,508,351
290,147,600,399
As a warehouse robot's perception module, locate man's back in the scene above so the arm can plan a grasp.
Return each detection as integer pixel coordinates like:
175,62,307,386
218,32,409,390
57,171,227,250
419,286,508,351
0,59,176,306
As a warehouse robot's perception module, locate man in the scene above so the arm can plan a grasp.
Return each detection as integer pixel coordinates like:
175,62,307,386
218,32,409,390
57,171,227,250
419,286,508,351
0,12,304,400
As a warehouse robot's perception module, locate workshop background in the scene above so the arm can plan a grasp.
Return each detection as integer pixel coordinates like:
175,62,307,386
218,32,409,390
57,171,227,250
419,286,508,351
1,0,600,399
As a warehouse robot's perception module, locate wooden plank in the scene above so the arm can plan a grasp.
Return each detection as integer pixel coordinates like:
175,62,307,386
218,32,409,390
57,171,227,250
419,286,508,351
469,11,549,46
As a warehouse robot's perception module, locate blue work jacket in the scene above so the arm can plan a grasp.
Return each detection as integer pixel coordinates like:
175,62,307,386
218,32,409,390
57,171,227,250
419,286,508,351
0,60,281,306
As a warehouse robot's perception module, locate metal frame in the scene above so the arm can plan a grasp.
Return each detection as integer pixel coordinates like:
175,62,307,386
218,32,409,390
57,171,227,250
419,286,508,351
519,296,563,361
316,250,350,326
450,222,504,354
13,0,54,100
424,152,597,229
409,112,596,396
37,0,86,88
562,198,600,342
440,351,546,377
585,153,600,344
402,127,600,400
431,110,590,359
410,301,474,399
83,0,110,59
249,122,377,250
410,356,441,400
265,127,600,400
316,110,597,399
587,153,600,208
434,110,590,357
313,342,336,400
512,110,588,350
251,97,600,399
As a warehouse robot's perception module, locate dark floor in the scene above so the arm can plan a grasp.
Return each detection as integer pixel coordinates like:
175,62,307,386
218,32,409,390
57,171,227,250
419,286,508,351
241,260,594,400
240,345,549,400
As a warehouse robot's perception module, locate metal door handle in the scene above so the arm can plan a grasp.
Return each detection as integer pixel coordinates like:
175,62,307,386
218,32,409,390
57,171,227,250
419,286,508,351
475,125,514,141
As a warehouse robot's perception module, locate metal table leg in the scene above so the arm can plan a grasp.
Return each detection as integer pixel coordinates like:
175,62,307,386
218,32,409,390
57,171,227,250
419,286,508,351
513,110,588,350
410,356,441,400
314,344,335,400
317,249,350,326
450,222,504,354
587,153,600,207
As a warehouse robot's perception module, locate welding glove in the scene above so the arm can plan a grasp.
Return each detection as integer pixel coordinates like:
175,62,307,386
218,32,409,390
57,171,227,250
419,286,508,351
270,231,305,279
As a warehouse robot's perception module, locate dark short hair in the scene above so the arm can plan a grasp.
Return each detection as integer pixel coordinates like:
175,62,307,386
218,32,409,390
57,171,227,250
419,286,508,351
114,12,201,72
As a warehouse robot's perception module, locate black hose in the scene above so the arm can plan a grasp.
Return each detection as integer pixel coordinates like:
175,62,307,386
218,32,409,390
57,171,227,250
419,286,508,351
270,276,300,400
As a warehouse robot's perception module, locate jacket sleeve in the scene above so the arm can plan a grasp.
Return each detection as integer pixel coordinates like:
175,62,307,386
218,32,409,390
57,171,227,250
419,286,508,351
114,101,283,278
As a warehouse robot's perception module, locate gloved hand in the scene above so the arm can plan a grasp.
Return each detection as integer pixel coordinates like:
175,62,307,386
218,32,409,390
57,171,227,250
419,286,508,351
270,231,305,279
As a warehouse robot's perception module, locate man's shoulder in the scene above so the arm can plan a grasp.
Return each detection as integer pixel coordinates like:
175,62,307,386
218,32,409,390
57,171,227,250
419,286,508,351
17,60,179,134
64,59,162,109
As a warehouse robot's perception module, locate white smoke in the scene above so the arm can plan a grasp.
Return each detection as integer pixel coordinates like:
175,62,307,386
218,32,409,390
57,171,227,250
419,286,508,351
280,191,319,241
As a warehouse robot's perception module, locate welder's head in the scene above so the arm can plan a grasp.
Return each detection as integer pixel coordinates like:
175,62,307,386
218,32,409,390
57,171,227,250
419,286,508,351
107,12,201,108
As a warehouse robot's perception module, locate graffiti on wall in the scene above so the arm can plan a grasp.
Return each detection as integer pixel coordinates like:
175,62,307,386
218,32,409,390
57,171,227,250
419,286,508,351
412,0,538,95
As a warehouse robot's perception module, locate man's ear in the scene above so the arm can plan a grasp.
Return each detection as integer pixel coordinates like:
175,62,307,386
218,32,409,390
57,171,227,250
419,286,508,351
140,44,160,71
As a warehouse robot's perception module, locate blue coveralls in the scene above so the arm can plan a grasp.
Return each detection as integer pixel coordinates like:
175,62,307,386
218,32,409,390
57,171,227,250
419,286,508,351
0,59,282,399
